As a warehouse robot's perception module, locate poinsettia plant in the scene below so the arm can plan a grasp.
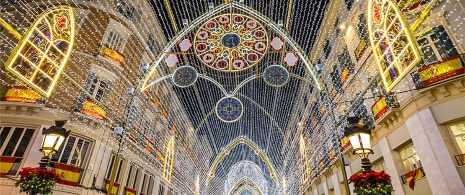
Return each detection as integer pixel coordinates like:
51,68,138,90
15,167,59,195
349,171,394,195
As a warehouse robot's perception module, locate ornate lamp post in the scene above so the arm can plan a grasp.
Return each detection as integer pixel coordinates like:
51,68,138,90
39,120,70,169
344,117,374,173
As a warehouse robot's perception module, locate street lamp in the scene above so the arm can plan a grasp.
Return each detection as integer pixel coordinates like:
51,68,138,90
39,120,70,169
344,117,374,173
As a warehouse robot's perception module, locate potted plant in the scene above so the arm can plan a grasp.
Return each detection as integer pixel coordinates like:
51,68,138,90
15,167,59,195
349,171,394,195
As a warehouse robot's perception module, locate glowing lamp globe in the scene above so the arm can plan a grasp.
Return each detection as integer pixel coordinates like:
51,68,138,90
344,117,373,158
40,120,70,157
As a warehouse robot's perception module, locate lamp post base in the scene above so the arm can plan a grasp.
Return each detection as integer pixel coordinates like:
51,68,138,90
38,156,50,170
361,158,373,173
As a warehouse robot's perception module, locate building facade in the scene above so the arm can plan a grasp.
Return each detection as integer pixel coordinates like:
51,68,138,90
0,0,212,194
302,0,465,194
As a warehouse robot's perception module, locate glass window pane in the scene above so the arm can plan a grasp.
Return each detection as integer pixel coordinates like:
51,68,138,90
115,159,123,182
59,136,76,164
106,155,115,179
70,139,84,165
126,165,133,187
2,128,24,156
79,141,90,168
0,127,12,149
421,46,438,65
133,169,139,189
13,129,35,157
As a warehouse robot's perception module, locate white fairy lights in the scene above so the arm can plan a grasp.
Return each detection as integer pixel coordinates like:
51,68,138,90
0,0,464,194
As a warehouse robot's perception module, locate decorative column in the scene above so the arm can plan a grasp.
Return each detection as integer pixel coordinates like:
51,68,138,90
330,174,341,195
378,138,405,195
322,181,329,195
405,108,465,195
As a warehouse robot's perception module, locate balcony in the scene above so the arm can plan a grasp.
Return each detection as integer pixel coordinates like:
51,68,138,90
81,99,106,120
371,94,400,120
417,55,464,87
3,86,40,103
99,44,125,66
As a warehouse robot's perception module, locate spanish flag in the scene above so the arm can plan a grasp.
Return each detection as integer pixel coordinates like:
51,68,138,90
105,179,119,195
0,156,16,177
406,168,425,190
54,163,81,186
125,187,136,195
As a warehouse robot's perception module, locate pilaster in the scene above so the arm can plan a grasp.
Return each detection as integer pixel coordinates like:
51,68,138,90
405,108,465,195
379,138,405,195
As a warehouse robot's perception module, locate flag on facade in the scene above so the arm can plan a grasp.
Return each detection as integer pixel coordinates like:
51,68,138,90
54,163,81,186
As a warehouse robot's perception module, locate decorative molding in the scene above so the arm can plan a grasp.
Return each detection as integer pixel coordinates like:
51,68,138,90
425,91,437,102
453,80,465,92
438,86,450,97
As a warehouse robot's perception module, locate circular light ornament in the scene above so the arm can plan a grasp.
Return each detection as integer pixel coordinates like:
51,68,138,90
263,65,289,87
172,66,198,87
194,14,268,72
215,96,244,122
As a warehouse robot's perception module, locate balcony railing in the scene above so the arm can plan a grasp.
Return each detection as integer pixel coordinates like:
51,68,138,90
400,167,426,185
0,156,23,176
99,44,125,65
81,98,106,120
3,86,40,103
455,154,465,166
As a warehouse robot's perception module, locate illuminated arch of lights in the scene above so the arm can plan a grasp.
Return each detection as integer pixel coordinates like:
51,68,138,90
141,1,322,92
207,136,278,184
227,177,264,195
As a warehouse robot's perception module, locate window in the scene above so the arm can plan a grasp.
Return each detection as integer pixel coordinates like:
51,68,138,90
417,26,459,66
399,143,421,172
50,135,91,167
0,126,36,175
87,76,108,101
115,0,141,22
334,18,340,36
372,159,386,172
103,28,127,52
125,164,134,187
323,39,331,59
357,14,369,42
330,65,343,93
449,122,465,154
338,46,352,70
147,34,160,54
345,0,355,10
158,183,165,195
133,168,140,189
105,154,123,182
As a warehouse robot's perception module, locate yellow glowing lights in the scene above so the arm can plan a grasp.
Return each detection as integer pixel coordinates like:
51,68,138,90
5,6,75,97
162,136,175,182
368,0,421,92
206,137,278,184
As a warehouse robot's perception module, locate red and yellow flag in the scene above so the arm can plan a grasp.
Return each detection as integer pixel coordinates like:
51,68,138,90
125,187,136,195
54,163,81,186
406,168,425,190
0,156,16,177
105,179,119,195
